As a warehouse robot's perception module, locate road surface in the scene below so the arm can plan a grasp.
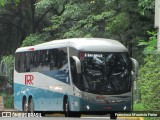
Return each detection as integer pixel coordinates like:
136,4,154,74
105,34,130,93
0,117,123,120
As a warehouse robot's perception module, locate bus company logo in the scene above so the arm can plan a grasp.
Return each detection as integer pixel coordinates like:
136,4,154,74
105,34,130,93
25,75,34,85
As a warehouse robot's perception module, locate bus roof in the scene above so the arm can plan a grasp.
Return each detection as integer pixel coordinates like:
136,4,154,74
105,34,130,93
15,38,128,53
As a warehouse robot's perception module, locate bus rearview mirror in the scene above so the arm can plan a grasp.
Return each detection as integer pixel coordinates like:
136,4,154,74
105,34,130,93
131,58,139,80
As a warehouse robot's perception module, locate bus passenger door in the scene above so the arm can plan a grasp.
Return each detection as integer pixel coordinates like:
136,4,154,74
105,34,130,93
70,56,81,87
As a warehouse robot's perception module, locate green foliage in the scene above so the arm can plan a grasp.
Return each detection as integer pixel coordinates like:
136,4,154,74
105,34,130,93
37,0,154,54
138,0,155,15
0,0,155,56
0,0,19,6
133,102,145,111
138,31,157,54
1,55,14,77
0,93,13,108
137,31,159,113
21,33,52,47
138,54,160,111
106,13,129,34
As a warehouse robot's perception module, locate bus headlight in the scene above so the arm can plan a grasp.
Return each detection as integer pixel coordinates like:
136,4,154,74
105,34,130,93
123,106,127,110
86,105,90,110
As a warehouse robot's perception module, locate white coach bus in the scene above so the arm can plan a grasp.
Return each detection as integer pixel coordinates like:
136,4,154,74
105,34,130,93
14,38,138,117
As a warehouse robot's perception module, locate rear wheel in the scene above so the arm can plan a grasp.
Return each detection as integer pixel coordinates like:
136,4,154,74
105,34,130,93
28,98,34,113
28,98,45,116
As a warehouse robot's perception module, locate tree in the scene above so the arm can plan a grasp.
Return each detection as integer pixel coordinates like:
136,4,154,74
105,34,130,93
21,33,52,47
0,0,155,58
36,0,154,58
0,0,52,56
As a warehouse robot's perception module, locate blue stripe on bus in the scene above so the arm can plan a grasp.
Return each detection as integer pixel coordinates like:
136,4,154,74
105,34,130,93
14,83,67,111
14,83,131,112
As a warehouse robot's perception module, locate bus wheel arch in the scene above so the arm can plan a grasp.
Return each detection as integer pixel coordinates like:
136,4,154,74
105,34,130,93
22,96,28,111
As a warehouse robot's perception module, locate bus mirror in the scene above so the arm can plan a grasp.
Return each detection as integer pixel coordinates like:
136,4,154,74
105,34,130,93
131,58,139,80
71,56,81,73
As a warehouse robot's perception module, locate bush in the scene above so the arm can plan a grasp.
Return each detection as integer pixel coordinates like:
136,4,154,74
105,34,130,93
138,53,160,111
0,93,13,108
133,102,145,111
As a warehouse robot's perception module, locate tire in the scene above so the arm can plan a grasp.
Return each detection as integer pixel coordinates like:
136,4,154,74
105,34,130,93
64,99,81,117
23,98,28,111
41,112,45,117
64,100,70,117
28,98,34,113
110,113,117,119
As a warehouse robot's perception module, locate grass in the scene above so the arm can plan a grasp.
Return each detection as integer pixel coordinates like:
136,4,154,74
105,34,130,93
133,102,160,120
133,102,145,111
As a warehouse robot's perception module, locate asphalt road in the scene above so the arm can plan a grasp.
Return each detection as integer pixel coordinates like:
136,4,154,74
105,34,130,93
0,117,121,120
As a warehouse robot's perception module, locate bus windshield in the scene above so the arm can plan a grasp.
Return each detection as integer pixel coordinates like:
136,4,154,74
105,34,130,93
79,52,131,95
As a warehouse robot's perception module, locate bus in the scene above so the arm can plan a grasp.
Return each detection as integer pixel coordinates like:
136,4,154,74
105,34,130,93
14,38,138,118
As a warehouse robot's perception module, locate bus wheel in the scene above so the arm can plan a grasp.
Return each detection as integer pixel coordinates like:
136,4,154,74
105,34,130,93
23,97,28,111
64,99,81,117
64,99,70,117
28,98,34,113
110,113,117,119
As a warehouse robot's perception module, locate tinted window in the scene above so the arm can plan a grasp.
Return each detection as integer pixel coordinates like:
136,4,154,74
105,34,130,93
15,47,68,73
76,52,131,95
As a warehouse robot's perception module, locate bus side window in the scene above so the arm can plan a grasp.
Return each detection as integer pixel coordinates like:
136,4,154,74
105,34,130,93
26,52,31,72
34,51,39,68
30,52,34,72
20,52,25,72
41,50,49,66
49,49,59,70
59,49,67,69
15,53,20,72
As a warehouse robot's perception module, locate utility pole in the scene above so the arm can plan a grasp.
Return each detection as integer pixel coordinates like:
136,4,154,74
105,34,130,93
155,0,160,50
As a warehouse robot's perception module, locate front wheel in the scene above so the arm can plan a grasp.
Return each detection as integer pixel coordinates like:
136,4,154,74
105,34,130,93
64,100,70,117
64,99,81,117
110,113,117,119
